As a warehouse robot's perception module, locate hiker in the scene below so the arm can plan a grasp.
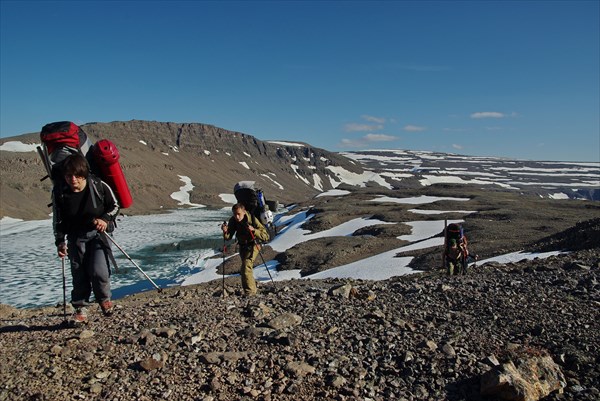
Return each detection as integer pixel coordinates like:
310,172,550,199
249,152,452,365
221,203,270,296
53,154,120,324
445,239,464,275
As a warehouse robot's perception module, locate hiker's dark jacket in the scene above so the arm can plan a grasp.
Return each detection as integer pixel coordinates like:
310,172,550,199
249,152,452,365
224,211,269,246
52,175,120,245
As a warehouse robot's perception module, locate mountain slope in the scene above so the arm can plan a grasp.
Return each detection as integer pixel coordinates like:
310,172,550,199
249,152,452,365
0,120,364,220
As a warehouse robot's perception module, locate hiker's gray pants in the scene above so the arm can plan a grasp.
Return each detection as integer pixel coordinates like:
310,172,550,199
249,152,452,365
67,231,111,307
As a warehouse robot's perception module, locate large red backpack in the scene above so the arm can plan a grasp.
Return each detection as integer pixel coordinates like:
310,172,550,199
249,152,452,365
38,121,133,209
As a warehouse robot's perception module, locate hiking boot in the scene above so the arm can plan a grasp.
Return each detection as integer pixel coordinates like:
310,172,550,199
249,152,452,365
100,300,114,316
71,307,88,325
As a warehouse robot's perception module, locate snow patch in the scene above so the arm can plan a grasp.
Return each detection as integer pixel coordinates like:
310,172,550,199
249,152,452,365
170,175,205,207
0,141,39,152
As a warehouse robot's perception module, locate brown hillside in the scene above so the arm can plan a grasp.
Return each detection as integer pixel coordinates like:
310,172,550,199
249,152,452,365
0,120,363,220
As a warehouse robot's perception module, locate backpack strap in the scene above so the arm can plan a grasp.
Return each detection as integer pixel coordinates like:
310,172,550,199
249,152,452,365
88,175,102,209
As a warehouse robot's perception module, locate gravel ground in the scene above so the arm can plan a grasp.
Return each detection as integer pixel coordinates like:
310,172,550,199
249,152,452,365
1,245,598,401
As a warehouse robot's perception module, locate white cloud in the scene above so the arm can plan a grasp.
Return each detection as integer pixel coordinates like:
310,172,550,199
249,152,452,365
340,134,398,148
361,115,386,124
364,133,397,142
452,144,463,150
471,112,505,119
344,123,384,132
403,125,426,132
344,114,388,132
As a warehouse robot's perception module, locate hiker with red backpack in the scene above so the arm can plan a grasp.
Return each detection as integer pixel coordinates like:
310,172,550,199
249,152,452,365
54,154,120,324
37,121,137,323
221,203,270,297
443,222,477,275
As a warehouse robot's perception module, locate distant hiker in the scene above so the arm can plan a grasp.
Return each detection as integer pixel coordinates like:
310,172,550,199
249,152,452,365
54,154,120,324
445,239,463,275
221,203,270,296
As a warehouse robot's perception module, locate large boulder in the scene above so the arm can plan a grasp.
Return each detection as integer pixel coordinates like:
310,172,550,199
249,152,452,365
480,354,566,401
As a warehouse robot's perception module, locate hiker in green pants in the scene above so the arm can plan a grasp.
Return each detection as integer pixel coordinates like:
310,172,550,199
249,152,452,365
221,203,269,296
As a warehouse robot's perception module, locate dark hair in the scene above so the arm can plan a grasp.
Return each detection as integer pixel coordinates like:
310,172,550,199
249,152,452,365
232,203,246,212
62,154,89,178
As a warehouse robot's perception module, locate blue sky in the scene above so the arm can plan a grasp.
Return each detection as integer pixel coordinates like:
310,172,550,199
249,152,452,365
1,1,598,162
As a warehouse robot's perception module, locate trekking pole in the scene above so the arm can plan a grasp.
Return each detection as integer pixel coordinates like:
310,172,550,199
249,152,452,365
102,233,162,292
442,219,448,272
61,257,67,321
222,238,226,298
220,221,230,298
247,225,274,284
256,243,274,284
